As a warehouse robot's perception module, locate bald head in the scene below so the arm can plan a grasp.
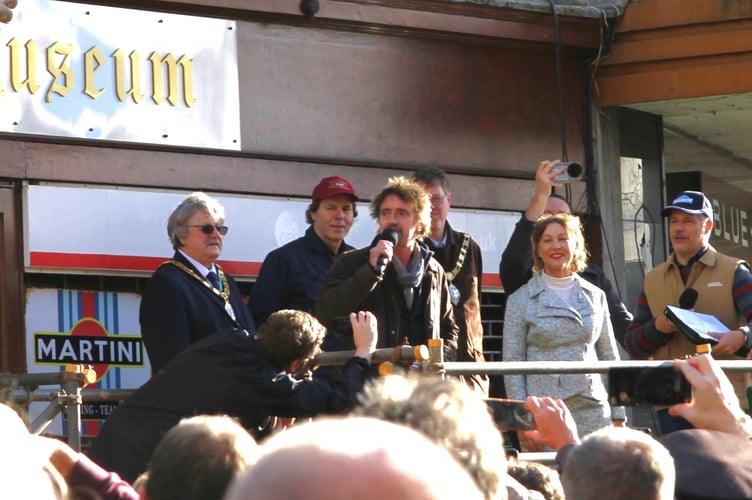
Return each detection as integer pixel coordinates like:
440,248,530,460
544,195,570,215
225,417,483,500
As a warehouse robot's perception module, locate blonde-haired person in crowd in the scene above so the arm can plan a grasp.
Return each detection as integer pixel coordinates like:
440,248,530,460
503,213,624,446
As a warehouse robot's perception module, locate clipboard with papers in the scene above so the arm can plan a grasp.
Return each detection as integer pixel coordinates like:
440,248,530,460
663,305,730,345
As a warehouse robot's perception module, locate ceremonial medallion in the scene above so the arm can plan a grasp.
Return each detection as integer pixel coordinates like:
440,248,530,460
449,283,461,306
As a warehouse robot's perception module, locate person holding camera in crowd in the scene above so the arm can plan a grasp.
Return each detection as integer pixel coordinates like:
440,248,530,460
522,354,752,499
313,176,458,362
88,310,378,483
624,190,752,435
503,212,625,443
499,160,632,348
249,176,359,327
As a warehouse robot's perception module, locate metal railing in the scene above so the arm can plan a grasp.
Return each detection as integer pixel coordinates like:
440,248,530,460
4,354,752,452
442,359,752,376
1,368,89,450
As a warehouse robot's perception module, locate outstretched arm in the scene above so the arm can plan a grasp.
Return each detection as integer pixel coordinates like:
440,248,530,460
499,160,564,295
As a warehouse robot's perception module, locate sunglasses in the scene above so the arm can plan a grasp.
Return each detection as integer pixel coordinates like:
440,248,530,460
187,224,229,236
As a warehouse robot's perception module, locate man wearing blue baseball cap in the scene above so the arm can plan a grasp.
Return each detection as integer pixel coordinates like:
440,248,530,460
624,190,752,435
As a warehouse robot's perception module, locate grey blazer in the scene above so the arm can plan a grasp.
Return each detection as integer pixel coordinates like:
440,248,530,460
503,272,622,410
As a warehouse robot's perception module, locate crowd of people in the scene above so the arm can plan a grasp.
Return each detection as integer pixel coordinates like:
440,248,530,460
5,161,752,498
4,352,752,499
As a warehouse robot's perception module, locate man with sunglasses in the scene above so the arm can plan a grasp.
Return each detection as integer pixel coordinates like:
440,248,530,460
139,191,255,374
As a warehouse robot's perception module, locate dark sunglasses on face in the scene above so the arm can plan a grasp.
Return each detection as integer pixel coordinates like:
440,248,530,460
187,224,229,236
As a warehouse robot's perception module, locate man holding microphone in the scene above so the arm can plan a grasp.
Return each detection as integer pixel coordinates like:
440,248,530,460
313,176,458,361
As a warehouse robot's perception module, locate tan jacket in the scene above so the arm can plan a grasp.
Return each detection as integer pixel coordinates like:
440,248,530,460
644,246,748,407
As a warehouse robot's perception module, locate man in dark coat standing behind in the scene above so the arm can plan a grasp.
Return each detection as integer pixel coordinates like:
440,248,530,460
412,167,488,395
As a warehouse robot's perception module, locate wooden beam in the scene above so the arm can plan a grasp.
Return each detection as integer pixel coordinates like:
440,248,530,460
596,0,752,106
597,57,752,106
57,0,603,48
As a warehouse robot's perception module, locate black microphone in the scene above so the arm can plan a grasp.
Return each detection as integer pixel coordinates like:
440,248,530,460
678,288,698,309
374,228,400,275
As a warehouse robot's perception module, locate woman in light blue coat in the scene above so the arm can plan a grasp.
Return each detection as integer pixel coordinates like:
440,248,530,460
503,213,624,445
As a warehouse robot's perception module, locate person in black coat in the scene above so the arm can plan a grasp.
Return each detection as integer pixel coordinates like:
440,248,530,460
87,309,378,484
249,176,359,327
139,192,255,374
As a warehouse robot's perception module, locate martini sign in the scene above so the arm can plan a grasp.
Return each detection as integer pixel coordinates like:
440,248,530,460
34,317,143,381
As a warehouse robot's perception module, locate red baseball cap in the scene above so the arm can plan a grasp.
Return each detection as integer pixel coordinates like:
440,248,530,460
311,176,359,202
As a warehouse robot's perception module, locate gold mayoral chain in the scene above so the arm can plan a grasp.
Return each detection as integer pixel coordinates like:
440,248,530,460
168,260,237,322
445,233,470,306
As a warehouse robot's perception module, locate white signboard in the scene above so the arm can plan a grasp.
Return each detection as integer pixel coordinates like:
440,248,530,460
0,0,240,149
25,183,519,289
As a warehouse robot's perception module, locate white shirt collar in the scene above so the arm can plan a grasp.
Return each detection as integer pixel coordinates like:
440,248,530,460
178,249,215,278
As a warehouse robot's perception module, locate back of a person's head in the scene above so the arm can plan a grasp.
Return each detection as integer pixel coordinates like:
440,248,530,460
353,374,506,500
255,309,326,367
661,428,752,499
562,426,674,500
145,414,259,500
507,459,564,500
224,416,484,500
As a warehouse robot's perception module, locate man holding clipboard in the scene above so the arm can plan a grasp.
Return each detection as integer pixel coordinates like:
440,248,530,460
624,190,752,435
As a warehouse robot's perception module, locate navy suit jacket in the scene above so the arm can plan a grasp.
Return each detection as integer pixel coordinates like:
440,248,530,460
139,251,255,373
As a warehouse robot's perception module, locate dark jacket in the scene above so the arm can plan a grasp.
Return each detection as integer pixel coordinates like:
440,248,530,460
87,331,371,483
499,215,633,347
249,226,354,326
425,222,488,393
139,251,255,374
313,244,459,361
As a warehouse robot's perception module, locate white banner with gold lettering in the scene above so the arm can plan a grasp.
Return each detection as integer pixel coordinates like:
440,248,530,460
0,0,240,149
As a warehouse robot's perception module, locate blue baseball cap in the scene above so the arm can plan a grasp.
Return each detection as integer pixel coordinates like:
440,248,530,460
660,191,713,219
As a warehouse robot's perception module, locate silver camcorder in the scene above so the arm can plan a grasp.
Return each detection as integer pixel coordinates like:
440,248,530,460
552,162,583,183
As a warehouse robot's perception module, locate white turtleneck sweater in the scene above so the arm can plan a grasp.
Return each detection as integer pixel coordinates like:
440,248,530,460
541,270,576,302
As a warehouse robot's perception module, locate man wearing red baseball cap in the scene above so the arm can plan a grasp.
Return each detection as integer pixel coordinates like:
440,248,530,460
250,176,359,326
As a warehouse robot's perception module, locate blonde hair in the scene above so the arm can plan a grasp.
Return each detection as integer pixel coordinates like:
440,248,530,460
531,213,588,274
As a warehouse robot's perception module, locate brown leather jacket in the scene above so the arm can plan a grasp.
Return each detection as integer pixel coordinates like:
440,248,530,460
313,243,459,362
